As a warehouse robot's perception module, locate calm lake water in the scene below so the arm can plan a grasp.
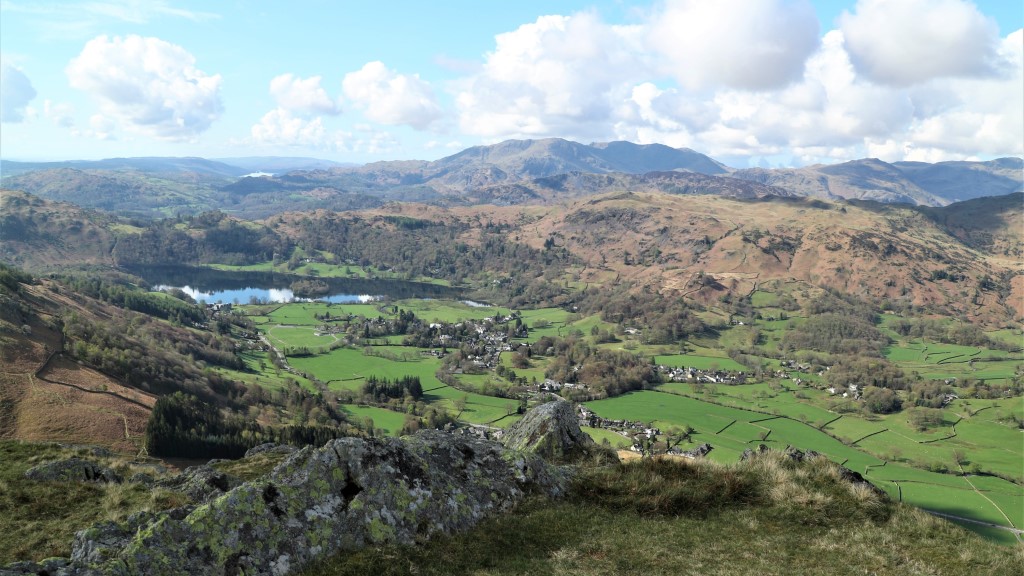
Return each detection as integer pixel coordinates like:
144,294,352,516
126,265,461,305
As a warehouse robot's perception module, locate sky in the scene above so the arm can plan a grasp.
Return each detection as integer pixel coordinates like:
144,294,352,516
1,0,1021,167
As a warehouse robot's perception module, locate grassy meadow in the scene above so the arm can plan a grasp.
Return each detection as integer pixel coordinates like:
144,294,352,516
225,281,1022,545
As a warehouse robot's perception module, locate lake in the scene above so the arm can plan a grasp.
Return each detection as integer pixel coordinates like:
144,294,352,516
125,264,461,304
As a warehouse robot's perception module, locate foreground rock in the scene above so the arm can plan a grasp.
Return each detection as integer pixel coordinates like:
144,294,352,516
501,399,600,463
3,430,566,576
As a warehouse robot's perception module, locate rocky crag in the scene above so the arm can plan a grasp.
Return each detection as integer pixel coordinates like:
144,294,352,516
3,402,585,576
500,398,603,463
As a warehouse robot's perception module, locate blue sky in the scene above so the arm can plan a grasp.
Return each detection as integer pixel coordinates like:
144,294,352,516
1,0,1021,166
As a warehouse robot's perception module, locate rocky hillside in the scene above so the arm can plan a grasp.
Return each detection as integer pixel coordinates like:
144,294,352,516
464,170,793,205
423,192,1023,324
0,190,120,269
4,187,1021,325
0,269,154,454
1,412,1015,575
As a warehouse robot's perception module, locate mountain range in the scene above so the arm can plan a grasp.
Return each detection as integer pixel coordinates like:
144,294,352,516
1,139,1020,219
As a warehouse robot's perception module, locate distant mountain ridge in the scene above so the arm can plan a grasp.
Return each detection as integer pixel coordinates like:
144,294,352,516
212,156,356,173
346,138,729,191
731,157,1022,206
1,140,1020,218
0,157,247,179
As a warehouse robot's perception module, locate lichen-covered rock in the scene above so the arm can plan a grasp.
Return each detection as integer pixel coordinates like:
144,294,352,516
245,443,298,458
63,431,567,575
157,464,239,503
501,399,597,463
24,458,121,484
0,556,71,576
69,510,167,568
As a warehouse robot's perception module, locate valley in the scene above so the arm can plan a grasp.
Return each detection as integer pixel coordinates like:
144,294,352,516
0,144,1021,567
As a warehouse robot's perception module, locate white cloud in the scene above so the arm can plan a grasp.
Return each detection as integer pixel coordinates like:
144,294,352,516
70,113,116,140
43,100,75,127
269,73,339,116
455,12,646,139
66,35,223,140
425,140,465,150
251,108,328,147
840,0,1004,86
649,0,820,91
343,61,442,130
0,63,37,123
898,29,1024,160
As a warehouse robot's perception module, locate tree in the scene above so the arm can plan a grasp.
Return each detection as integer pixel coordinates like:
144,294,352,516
863,386,902,414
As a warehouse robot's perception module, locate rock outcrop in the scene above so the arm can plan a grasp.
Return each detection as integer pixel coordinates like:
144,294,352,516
24,458,121,484
4,427,567,576
157,464,240,503
245,443,298,458
501,399,598,463
679,443,713,459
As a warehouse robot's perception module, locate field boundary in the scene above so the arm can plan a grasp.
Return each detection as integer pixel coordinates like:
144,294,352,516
850,428,888,445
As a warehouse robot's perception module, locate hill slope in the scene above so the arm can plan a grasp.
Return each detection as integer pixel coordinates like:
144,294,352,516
430,192,1023,323
0,190,120,268
3,188,1021,324
0,272,154,453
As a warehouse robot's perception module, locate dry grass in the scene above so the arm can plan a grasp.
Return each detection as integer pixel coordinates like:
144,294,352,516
0,441,187,563
303,455,1018,576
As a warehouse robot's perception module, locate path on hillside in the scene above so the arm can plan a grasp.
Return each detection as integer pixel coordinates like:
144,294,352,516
924,510,1024,538
955,461,1020,543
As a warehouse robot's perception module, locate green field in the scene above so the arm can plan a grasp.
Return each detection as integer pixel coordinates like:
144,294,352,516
289,347,439,388
288,347,516,424
585,390,882,468
340,404,407,436
213,349,318,392
393,299,509,323
516,307,573,339
265,325,338,349
585,390,1022,540
582,426,632,448
230,295,1022,544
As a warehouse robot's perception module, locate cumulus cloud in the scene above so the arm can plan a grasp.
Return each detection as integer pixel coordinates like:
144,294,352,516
44,100,75,127
898,28,1024,160
66,35,223,140
453,4,1020,166
649,0,819,91
269,73,339,115
456,12,646,139
70,114,116,140
1,63,37,123
251,108,328,147
342,61,442,130
840,0,1004,86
